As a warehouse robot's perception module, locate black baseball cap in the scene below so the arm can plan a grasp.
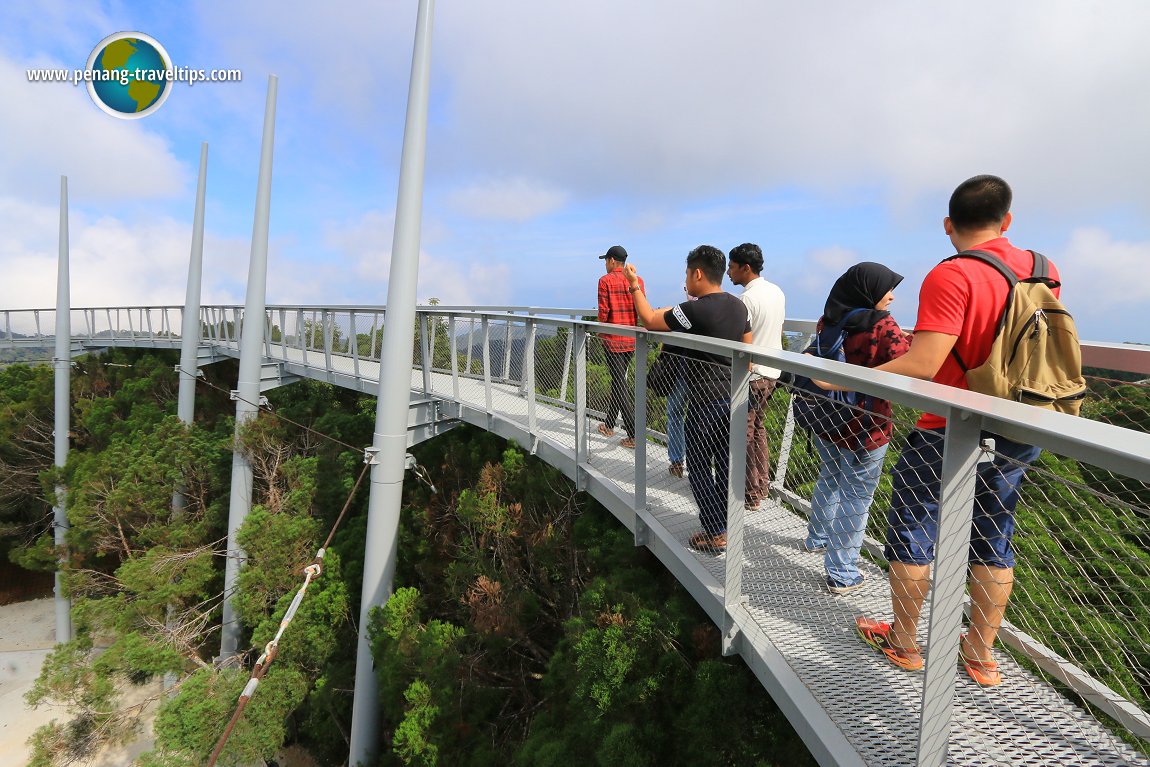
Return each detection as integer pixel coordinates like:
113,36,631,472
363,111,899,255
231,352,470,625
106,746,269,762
599,245,628,261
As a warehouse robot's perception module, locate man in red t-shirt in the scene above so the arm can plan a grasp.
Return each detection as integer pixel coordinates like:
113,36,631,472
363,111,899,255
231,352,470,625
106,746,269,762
856,175,1055,688
597,245,645,448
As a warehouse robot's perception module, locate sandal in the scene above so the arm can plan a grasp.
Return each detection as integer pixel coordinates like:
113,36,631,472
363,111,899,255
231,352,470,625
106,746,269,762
960,636,1002,687
855,616,924,672
620,437,636,449
597,423,615,437
669,461,684,477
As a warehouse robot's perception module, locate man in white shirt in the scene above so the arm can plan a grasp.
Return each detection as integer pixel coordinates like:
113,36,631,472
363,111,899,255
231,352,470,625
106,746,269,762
727,242,786,510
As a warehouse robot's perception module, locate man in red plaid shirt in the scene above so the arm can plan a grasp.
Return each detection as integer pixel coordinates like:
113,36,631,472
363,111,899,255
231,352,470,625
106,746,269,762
597,245,645,448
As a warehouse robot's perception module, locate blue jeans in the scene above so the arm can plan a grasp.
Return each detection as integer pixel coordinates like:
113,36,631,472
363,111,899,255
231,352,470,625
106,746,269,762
884,429,1041,568
686,397,731,536
804,436,888,586
667,375,687,464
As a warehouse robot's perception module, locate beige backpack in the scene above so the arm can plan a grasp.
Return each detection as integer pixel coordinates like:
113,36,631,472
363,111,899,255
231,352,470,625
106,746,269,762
946,250,1086,415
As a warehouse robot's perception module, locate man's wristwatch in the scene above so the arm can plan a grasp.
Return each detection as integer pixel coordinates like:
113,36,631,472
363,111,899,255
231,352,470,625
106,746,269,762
628,285,641,293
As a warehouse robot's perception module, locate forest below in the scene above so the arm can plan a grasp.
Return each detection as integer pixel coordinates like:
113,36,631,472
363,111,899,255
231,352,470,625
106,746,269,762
0,348,817,767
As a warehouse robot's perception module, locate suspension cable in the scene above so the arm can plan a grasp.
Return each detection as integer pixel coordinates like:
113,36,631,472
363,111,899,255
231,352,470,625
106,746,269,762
89,358,437,763
206,460,371,766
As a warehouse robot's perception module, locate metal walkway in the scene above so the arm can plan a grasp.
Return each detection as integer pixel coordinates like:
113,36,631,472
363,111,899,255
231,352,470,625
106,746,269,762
447,376,1147,767
3,304,1149,767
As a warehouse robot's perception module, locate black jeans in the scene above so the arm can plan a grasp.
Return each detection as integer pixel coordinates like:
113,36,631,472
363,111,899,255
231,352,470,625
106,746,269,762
687,397,732,535
603,350,635,438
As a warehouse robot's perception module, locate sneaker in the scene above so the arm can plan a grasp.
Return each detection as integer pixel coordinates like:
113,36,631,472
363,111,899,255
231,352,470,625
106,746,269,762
827,573,866,595
959,634,1002,687
688,530,727,554
855,616,924,672
802,541,827,554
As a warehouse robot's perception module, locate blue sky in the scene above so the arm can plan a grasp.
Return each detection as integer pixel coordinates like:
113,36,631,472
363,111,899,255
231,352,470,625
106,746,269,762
3,1,1149,343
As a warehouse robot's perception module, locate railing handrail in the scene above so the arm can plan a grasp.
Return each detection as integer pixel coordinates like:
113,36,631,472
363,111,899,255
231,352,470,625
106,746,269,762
0,303,589,313
4,306,1149,452
438,312,1150,485
7,308,1150,525
4,303,1144,369
225,303,594,317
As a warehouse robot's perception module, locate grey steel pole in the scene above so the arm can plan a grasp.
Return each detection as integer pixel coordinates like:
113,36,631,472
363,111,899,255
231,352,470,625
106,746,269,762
167,143,208,689
52,176,73,644
916,412,984,767
349,2,435,763
177,144,208,450
723,353,751,656
220,77,277,662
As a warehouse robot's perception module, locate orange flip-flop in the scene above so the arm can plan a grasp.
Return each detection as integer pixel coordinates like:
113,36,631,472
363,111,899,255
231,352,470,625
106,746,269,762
959,636,1002,687
856,616,924,672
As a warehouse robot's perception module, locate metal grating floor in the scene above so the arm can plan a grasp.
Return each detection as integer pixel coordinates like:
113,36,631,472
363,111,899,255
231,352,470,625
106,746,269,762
734,503,1147,767
195,342,1150,766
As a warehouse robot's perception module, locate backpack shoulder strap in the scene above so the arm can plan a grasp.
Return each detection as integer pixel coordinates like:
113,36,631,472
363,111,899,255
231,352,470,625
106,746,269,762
943,250,1019,374
1029,250,1049,280
1025,250,1063,289
945,249,1019,286
816,307,869,356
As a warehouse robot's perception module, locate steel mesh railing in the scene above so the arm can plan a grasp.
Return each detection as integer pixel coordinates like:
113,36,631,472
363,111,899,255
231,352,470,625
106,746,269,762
763,366,1150,765
1007,441,1150,747
0,307,184,345
414,305,1150,766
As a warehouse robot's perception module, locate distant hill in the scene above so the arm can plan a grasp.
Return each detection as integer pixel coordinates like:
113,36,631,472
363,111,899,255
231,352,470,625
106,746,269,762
455,322,561,381
0,332,54,366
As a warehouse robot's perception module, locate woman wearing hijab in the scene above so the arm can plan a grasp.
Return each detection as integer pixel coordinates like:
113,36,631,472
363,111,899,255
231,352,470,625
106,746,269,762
803,262,911,595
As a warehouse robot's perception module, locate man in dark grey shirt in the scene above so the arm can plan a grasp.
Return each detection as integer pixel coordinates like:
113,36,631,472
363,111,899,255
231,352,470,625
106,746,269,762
625,245,751,553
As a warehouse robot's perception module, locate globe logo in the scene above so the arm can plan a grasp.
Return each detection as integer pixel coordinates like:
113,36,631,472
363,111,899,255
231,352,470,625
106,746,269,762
85,32,173,119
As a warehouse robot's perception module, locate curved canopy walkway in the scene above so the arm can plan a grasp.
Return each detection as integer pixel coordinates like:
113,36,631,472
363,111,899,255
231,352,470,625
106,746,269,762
4,303,1150,767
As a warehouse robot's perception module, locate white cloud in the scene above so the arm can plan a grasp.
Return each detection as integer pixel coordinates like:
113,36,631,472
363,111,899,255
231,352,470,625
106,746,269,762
427,1,1150,212
445,177,568,221
3,0,1149,345
190,1,418,134
308,210,512,307
0,3,112,64
1053,228,1150,341
422,259,512,307
0,196,248,311
796,246,859,294
0,53,186,205
322,210,393,287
